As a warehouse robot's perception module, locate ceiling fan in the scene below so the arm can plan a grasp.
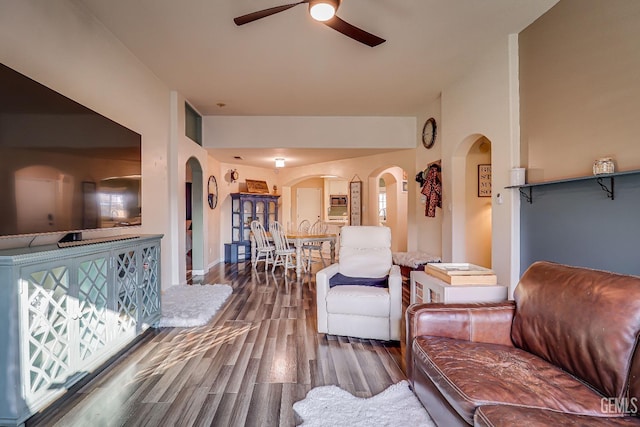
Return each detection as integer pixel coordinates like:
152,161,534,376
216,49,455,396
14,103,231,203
233,0,386,47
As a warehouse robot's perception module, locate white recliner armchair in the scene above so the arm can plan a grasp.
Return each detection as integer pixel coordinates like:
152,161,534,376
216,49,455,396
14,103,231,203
316,226,402,341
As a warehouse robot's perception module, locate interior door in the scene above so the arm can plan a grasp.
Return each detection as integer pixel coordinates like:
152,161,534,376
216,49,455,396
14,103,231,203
296,188,322,230
16,177,58,233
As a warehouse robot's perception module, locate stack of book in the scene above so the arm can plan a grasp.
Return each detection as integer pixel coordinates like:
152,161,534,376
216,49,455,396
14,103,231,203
425,263,497,285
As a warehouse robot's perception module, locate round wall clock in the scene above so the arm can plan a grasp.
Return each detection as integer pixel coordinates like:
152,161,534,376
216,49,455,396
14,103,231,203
422,117,437,149
207,175,218,209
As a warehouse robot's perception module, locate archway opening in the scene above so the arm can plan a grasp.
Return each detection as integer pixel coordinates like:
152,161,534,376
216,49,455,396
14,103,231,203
186,157,204,278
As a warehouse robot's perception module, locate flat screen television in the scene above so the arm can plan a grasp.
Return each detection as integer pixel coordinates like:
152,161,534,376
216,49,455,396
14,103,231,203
0,63,142,239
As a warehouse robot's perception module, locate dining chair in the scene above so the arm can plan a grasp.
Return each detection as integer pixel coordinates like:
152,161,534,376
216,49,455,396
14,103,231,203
270,221,297,273
250,220,275,270
297,219,311,234
303,220,327,272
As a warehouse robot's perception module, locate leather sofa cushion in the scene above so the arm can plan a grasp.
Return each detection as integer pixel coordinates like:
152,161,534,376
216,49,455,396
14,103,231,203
326,285,390,317
412,336,607,424
475,405,640,427
512,261,640,399
329,273,388,288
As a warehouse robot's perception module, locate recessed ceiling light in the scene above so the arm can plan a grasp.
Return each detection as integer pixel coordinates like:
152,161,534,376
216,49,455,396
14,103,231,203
233,156,243,160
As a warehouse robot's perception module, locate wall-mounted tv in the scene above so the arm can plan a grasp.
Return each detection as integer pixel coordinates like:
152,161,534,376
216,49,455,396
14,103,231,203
0,63,142,238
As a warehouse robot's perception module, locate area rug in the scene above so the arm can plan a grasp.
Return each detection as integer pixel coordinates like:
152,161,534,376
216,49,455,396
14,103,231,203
156,284,233,327
293,380,435,426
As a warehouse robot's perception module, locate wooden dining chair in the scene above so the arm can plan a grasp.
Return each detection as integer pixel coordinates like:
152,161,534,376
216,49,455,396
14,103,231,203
250,220,275,270
303,220,328,272
270,221,297,273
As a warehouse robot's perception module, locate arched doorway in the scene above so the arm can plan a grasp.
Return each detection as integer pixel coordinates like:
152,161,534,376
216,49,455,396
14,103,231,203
186,157,204,277
369,166,408,253
465,137,492,267
451,135,492,267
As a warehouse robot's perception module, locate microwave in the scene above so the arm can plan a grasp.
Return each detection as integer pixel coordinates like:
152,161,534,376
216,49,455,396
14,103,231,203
329,195,348,207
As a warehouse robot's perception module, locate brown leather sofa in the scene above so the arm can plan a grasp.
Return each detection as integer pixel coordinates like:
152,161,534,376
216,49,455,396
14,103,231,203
406,261,640,426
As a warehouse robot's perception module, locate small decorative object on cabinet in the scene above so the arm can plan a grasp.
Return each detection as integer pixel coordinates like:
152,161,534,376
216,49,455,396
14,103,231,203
227,193,279,263
0,235,162,426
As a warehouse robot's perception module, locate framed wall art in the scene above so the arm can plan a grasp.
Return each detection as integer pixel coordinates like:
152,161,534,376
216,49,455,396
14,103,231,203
478,164,492,197
349,176,362,226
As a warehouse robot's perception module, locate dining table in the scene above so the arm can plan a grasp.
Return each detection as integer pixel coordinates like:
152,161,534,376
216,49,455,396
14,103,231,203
285,232,337,276
251,231,338,276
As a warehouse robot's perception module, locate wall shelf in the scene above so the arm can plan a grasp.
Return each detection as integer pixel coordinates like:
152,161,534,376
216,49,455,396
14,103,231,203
505,169,640,203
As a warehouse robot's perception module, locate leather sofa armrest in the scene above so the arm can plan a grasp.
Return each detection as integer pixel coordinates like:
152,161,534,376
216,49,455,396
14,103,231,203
405,301,516,379
407,301,516,345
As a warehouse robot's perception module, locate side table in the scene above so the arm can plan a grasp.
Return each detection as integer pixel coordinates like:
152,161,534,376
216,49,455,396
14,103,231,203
410,270,508,304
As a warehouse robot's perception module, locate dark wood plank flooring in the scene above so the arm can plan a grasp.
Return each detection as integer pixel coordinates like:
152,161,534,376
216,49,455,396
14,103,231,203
27,262,410,427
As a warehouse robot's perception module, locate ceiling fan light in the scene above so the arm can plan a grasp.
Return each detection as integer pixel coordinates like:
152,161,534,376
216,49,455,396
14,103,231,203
309,1,337,22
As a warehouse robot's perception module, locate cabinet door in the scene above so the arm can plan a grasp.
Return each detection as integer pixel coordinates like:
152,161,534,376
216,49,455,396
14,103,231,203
268,200,278,229
113,248,139,341
75,253,110,368
242,199,254,242
232,196,241,242
19,263,72,404
139,243,161,326
255,200,266,228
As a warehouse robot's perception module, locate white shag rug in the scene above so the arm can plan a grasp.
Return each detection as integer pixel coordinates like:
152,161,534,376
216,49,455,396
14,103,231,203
293,380,435,427
156,284,233,327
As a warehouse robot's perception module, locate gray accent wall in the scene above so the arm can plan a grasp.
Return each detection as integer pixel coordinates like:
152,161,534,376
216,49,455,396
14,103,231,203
520,173,640,275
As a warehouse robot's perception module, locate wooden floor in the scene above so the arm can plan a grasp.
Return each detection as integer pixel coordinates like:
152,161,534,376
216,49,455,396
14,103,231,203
27,261,410,427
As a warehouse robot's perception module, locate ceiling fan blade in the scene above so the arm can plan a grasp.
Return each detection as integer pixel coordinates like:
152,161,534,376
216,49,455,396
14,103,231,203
323,16,385,47
234,1,308,26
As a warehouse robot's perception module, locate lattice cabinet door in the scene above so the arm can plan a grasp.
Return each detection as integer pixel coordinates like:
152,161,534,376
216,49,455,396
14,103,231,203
112,248,139,342
139,243,161,327
74,252,110,370
18,263,73,406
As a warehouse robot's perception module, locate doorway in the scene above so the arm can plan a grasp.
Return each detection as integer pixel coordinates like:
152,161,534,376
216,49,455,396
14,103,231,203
296,188,322,227
185,157,204,278
465,137,492,267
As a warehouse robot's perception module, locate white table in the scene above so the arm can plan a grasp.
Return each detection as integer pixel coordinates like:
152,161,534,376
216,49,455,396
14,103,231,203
410,270,508,304
286,233,337,276
251,232,337,276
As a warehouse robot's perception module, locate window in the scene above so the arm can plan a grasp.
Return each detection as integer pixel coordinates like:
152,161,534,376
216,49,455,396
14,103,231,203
99,192,127,219
378,190,387,222
185,102,202,145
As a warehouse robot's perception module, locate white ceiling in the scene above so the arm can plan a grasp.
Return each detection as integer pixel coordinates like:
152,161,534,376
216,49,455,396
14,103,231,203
76,0,558,167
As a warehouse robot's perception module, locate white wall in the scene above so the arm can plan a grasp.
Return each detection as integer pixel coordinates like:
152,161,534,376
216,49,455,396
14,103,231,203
412,97,443,257
0,0,180,289
205,116,416,149
441,36,520,290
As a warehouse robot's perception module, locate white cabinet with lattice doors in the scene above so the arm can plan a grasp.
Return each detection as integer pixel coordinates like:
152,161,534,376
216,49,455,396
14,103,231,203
0,235,161,426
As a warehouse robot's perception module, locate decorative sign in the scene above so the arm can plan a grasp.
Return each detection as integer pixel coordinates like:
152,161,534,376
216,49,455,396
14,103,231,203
478,164,492,197
245,179,270,194
349,177,362,226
